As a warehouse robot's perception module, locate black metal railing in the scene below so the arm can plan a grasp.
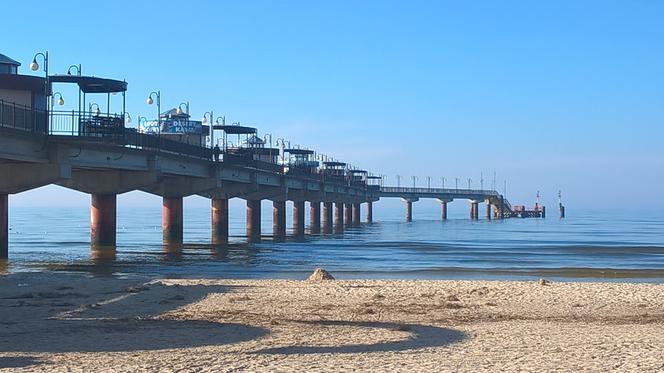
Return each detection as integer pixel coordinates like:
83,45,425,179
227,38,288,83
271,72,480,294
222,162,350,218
0,101,372,188
0,99,47,133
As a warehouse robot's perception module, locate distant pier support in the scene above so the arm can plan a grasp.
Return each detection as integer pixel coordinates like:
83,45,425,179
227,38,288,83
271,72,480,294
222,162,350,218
246,199,261,242
366,201,373,224
91,194,117,251
559,204,566,219
1,194,8,259
470,201,479,220
486,203,492,220
293,200,305,236
344,203,353,227
309,201,321,233
163,197,184,246
323,202,333,233
352,203,361,226
437,199,450,221
334,202,344,231
272,200,286,239
211,198,229,245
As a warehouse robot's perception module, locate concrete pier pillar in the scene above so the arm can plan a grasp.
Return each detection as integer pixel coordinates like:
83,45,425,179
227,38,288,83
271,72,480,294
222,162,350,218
559,205,565,219
441,202,448,220
246,199,261,241
541,206,546,219
344,203,353,226
163,197,184,244
486,203,492,220
334,202,344,231
0,194,7,259
272,200,286,239
323,202,333,233
366,201,373,224
91,194,117,249
309,201,321,233
470,201,479,220
352,203,361,226
293,201,305,236
406,201,413,222
211,198,229,245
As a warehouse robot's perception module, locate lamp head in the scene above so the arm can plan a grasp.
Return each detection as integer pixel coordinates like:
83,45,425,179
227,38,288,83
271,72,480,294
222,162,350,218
176,107,183,115
95,108,101,116
202,116,208,124
57,97,64,106
30,59,39,71
146,96,154,105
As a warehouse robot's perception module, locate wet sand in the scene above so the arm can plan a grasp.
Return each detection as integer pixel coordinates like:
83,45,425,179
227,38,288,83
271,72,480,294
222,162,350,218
0,272,662,372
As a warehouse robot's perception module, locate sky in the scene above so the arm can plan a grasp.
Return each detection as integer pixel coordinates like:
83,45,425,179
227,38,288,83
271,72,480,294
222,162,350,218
2,0,663,210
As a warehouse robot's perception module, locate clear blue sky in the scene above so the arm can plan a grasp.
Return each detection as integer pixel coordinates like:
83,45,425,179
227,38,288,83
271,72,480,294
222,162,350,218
2,0,663,210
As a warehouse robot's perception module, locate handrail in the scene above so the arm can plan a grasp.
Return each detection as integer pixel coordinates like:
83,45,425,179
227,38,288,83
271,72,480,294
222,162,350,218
379,186,499,196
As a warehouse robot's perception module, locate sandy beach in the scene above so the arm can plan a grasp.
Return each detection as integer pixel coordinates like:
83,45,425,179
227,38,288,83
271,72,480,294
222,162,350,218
0,271,662,372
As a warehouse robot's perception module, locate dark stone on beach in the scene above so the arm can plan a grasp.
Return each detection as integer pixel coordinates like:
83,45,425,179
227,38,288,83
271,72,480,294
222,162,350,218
446,294,460,302
539,278,551,285
307,268,335,281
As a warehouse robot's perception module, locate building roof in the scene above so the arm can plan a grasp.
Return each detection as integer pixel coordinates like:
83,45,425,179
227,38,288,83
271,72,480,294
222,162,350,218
0,53,20,67
48,74,127,93
160,108,189,119
218,125,257,135
284,148,314,155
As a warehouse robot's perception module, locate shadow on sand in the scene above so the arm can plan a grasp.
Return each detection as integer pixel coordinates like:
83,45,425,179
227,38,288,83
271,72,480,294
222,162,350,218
0,282,268,353
256,320,465,355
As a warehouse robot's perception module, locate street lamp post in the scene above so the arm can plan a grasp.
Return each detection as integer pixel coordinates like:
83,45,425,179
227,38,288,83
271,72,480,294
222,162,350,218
216,116,226,150
89,103,101,116
66,64,83,115
146,91,161,136
137,116,148,133
396,175,401,188
176,101,189,116
51,92,64,109
426,176,431,190
412,176,417,188
455,178,459,190
202,111,213,147
467,178,472,189
480,172,484,190
441,177,446,189
30,51,49,96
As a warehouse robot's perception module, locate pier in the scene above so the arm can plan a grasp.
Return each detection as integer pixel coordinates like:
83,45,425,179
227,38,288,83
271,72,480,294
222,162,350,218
0,51,544,259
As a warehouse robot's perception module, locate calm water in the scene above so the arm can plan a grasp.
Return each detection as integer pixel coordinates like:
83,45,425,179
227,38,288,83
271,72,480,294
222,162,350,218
4,203,664,282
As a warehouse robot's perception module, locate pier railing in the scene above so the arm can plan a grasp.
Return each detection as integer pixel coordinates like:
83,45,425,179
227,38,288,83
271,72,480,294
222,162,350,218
0,99,47,133
380,186,499,196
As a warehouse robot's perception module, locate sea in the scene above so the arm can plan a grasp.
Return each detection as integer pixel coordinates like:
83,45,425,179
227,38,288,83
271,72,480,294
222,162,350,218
4,201,664,282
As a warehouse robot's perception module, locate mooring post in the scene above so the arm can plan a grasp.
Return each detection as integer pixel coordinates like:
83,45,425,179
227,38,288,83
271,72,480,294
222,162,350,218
344,202,353,226
310,201,321,233
211,198,229,245
91,194,117,249
272,200,286,239
163,196,184,245
0,194,8,259
323,202,333,233
246,199,261,242
293,200,305,236
334,202,344,231
366,201,373,224
352,203,361,226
